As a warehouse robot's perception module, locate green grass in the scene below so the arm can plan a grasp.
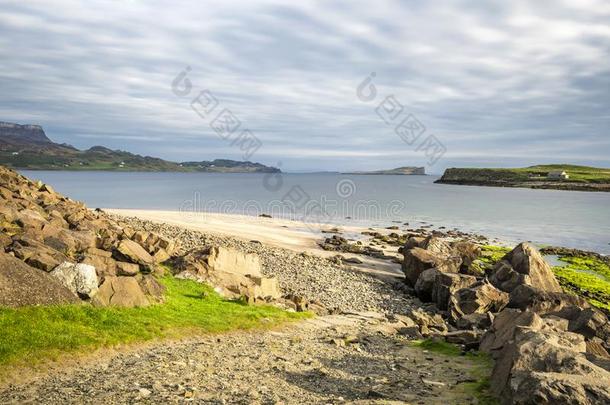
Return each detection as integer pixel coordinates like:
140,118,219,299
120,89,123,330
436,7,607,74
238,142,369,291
440,164,610,185
0,276,309,373
412,339,497,404
551,256,610,310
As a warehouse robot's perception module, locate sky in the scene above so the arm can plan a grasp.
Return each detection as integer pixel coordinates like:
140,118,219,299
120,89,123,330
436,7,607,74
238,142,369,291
0,0,609,173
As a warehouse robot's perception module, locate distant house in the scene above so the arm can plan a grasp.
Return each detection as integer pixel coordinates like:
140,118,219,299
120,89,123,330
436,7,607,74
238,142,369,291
548,170,569,180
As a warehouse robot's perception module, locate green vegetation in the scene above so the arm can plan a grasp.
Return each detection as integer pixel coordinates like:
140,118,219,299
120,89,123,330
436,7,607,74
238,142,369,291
479,245,510,266
437,164,610,191
0,276,308,373
412,339,496,404
551,256,610,311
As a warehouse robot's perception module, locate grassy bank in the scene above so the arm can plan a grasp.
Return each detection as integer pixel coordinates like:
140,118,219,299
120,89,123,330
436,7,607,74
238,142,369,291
0,276,308,374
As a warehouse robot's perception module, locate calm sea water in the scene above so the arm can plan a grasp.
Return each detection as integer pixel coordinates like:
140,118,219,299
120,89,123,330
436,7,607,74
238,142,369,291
21,171,610,254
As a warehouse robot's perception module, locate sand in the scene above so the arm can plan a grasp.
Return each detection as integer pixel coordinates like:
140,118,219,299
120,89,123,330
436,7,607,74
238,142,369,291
106,209,403,279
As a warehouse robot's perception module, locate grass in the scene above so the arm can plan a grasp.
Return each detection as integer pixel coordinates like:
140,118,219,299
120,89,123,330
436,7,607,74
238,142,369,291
441,164,610,184
551,256,610,311
0,276,309,373
412,339,497,404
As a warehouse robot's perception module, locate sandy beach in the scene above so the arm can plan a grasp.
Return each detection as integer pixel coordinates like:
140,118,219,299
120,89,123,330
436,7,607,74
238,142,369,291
107,208,405,279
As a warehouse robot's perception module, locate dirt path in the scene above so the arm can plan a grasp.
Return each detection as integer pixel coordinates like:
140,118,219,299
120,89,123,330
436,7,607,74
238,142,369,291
0,313,485,404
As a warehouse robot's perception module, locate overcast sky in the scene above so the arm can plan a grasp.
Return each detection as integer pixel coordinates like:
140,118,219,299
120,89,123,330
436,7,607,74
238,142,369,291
1,0,609,172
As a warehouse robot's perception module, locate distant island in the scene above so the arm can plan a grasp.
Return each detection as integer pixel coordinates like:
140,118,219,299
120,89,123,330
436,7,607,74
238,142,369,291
0,121,280,173
436,164,610,192
342,166,426,175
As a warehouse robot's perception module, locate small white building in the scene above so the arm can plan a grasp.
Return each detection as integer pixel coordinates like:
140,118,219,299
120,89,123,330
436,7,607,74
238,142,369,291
548,170,569,180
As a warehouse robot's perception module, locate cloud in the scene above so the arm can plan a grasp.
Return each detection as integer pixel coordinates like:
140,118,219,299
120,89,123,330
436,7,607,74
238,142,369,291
0,0,608,171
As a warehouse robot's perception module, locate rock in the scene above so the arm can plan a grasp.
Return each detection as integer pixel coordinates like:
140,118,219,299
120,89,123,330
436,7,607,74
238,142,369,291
137,274,166,303
508,284,589,314
153,248,171,264
451,241,481,271
116,239,154,270
81,253,117,278
480,309,545,355
490,327,610,404
0,252,79,307
569,307,610,343
116,261,140,276
489,243,562,293
93,276,150,307
406,308,448,336
205,246,262,277
414,268,439,302
456,312,493,330
449,281,509,323
432,272,477,310
402,247,461,286
444,330,482,347
50,262,99,299
343,256,363,264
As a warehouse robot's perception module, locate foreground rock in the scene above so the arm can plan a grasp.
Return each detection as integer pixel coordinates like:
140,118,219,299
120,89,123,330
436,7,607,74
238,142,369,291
0,165,177,307
0,252,79,307
401,236,610,404
489,243,562,293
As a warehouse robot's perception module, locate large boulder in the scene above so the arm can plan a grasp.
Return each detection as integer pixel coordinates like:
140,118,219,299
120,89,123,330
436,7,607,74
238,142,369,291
449,281,509,323
171,246,279,302
414,268,439,302
508,284,589,314
489,243,562,293
0,253,79,307
50,262,99,299
432,272,477,310
116,239,155,271
490,327,610,404
93,276,150,307
402,247,461,286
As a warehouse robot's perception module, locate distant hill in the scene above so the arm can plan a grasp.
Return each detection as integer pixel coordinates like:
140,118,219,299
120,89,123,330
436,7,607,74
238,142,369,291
342,166,425,175
436,164,610,192
0,121,280,173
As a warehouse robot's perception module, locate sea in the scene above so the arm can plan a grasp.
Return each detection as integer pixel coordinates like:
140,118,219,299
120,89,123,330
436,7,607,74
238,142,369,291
21,171,610,255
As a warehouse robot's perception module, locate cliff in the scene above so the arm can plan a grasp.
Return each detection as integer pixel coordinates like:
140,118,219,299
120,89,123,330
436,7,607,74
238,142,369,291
0,121,279,173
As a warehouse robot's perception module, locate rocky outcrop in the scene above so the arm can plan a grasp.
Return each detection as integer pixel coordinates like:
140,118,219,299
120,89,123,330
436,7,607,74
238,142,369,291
170,246,280,302
402,234,610,403
0,165,176,307
481,309,610,404
488,243,563,293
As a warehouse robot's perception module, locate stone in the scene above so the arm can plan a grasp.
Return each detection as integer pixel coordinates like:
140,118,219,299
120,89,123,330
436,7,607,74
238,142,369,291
451,241,481,270
444,330,482,347
569,307,610,343
50,262,99,298
93,276,150,307
116,239,154,268
456,313,493,330
153,248,171,264
449,281,509,323
402,247,461,286
490,328,610,404
479,309,544,355
137,274,166,302
81,253,117,277
508,284,589,314
116,261,140,276
432,272,477,310
0,252,79,307
489,243,562,293
414,268,439,302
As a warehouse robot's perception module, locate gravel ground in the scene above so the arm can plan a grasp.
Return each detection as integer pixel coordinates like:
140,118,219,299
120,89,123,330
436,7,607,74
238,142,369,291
0,313,484,404
113,215,417,315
